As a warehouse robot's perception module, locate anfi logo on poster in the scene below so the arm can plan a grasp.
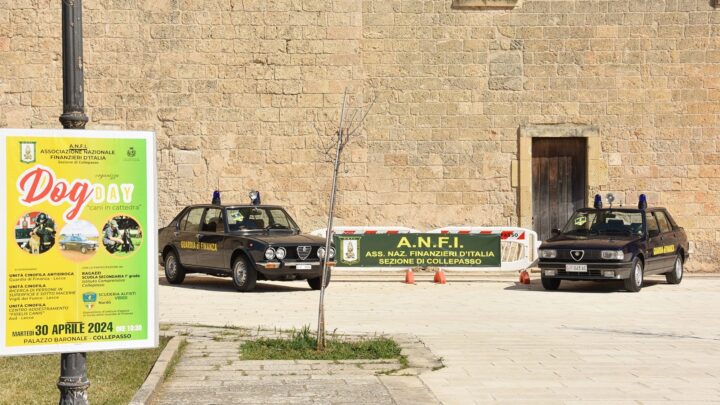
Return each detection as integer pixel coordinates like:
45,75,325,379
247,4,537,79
20,142,36,164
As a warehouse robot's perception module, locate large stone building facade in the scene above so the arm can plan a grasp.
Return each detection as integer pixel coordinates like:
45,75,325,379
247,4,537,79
1,0,719,269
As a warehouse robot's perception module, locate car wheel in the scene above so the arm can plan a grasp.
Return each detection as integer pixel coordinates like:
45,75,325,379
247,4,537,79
665,254,683,285
307,269,331,290
81,246,87,254
164,251,186,285
624,258,643,292
541,276,561,291
232,256,256,292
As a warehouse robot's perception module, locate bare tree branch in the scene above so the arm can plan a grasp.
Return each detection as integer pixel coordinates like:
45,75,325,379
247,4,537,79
315,88,374,351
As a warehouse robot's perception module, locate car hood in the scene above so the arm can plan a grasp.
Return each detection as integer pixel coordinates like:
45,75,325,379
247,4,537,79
540,236,641,250
235,233,326,245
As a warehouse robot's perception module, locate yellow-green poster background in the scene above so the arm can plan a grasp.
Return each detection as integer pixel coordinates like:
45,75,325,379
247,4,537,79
1,129,157,355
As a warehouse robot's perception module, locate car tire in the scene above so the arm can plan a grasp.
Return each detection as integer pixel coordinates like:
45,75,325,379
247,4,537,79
665,254,683,285
624,258,643,292
164,251,186,285
541,277,561,291
81,246,87,254
231,256,256,292
307,269,331,290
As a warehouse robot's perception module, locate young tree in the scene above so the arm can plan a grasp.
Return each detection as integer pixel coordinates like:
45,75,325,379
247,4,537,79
315,88,373,350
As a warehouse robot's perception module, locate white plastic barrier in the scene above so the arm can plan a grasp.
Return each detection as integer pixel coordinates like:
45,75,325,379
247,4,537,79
311,226,539,272
429,227,540,271
310,226,421,271
310,226,420,238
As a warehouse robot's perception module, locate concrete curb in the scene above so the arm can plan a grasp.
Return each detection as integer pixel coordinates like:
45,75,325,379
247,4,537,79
128,335,184,405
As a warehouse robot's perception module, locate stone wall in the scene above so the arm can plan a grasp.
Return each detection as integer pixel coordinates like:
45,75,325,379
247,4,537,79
1,0,719,269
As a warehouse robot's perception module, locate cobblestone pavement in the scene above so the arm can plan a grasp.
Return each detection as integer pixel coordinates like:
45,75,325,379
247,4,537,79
158,274,720,403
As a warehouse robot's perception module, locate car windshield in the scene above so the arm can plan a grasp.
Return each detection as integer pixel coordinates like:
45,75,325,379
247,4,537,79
562,210,644,237
225,207,299,232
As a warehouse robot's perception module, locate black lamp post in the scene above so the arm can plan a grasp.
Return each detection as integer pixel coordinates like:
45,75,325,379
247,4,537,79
59,0,88,130
58,0,89,404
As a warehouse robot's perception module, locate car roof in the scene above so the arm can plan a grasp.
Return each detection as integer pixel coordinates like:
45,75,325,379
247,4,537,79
577,207,668,212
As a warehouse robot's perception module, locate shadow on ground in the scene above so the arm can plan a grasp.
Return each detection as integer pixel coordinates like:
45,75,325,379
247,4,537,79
159,275,312,293
504,278,664,293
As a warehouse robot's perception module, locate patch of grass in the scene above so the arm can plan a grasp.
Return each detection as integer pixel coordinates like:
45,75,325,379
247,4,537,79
240,325,402,361
0,336,170,405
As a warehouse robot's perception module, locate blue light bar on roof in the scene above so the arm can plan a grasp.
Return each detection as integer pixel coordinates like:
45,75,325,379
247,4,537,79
593,194,603,209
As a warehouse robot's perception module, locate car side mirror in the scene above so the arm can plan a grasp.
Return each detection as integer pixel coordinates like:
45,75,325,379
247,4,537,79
648,229,660,238
551,228,561,235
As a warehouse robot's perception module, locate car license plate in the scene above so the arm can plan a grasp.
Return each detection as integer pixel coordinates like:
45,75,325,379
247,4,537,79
296,264,311,270
566,264,587,272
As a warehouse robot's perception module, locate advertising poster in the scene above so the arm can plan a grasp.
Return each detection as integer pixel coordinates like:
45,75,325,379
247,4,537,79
334,233,501,268
0,129,157,356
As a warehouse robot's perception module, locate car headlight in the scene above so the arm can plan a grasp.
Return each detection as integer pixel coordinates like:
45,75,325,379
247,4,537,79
601,250,624,260
328,247,335,259
540,249,557,259
264,247,276,260
317,247,326,259
275,247,286,260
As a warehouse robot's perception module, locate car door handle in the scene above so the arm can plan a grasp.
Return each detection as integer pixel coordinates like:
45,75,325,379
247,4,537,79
173,232,180,237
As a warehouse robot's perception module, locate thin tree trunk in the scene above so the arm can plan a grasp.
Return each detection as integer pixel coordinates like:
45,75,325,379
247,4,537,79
317,90,348,351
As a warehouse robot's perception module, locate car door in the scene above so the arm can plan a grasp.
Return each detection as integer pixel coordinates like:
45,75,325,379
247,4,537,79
644,211,665,273
197,207,226,269
177,207,204,267
654,210,677,272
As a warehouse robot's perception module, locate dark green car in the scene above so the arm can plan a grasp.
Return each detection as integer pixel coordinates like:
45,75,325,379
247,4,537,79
59,234,98,254
158,204,334,292
538,197,689,292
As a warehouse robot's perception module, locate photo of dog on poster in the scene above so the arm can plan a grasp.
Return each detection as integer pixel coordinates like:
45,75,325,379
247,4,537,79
15,212,56,255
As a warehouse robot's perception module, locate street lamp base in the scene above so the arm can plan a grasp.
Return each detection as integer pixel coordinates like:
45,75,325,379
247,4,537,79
58,352,90,405
59,112,88,129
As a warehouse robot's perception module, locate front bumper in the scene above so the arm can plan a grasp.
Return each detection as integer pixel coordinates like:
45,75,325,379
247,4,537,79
538,261,633,280
255,260,335,278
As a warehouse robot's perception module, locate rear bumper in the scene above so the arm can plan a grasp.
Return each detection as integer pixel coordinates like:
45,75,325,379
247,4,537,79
538,261,633,280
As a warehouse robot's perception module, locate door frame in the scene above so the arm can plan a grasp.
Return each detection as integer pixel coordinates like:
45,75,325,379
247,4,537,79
518,124,604,229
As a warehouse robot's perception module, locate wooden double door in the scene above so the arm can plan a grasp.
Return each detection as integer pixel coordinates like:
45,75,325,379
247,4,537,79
532,138,587,241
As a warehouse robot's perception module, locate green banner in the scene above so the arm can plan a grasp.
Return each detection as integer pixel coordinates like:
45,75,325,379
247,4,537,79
334,233,501,267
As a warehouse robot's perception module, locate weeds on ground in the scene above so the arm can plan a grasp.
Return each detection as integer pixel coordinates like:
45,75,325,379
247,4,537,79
240,325,402,361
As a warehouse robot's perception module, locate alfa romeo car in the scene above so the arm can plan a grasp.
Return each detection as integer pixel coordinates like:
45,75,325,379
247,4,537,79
158,195,334,292
59,234,98,254
538,195,689,292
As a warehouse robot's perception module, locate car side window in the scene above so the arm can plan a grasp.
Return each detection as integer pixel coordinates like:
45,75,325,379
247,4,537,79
184,208,204,232
179,210,190,230
655,211,672,233
646,212,660,237
202,208,224,233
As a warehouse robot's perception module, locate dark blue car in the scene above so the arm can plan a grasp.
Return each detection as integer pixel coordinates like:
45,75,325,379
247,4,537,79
538,196,690,292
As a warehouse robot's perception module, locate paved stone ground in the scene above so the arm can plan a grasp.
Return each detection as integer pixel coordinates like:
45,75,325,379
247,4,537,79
157,274,720,404
153,327,440,404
